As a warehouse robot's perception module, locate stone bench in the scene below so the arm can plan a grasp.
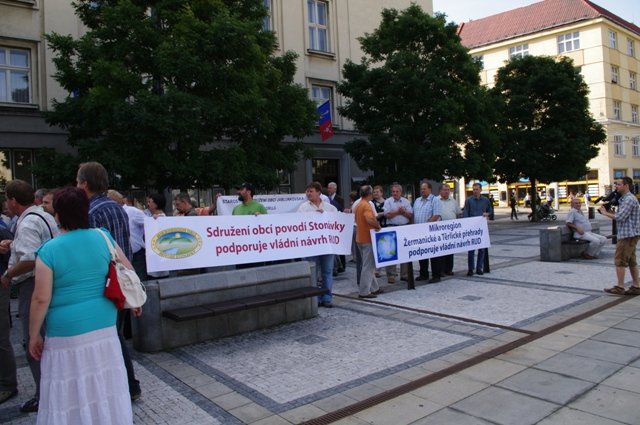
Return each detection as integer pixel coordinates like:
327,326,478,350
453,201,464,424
132,261,320,352
539,222,600,262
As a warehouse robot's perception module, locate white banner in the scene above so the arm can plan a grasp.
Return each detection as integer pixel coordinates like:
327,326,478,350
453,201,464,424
145,212,354,272
216,194,307,215
371,216,491,268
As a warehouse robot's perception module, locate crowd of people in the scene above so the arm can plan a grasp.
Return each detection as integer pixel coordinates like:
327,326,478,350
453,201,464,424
0,162,143,424
1,161,638,424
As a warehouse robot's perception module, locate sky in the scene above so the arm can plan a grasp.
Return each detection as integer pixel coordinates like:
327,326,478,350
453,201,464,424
432,0,637,26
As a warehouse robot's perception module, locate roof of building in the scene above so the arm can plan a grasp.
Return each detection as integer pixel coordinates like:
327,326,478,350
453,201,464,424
458,0,640,49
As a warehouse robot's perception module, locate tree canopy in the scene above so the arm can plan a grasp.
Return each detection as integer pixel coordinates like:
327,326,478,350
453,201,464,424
44,0,317,191
491,55,605,185
338,4,498,185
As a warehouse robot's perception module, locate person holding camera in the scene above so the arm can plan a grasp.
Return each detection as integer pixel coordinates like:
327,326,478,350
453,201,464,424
599,177,640,295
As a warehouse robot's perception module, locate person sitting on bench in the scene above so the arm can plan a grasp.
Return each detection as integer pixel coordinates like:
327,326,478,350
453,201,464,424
566,198,606,259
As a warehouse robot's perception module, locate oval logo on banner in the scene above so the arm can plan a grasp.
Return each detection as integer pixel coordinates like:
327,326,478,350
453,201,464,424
151,228,203,259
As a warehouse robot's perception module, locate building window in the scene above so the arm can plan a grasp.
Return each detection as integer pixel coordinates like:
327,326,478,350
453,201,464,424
631,72,637,90
611,65,619,84
558,31,580,53
473,55,484,70
307,0,329,52
312,159,339,189
311,84,332,108
628,38,636,57
614,135,624,156
0,149,36,187
613,169,625,179
633,105,639,123
508,44,529,59
262,0,272,31
633,137,640,157
609,30,617,49
634,169,640,193
613,100,621,120
0,47,31,104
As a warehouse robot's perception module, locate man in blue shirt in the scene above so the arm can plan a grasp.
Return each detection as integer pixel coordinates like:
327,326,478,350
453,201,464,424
413,181,442,283
463,183,491,276
77,162,141,401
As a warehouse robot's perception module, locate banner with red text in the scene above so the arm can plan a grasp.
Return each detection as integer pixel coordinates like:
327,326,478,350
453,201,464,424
216,194,307,215
144,212,354,272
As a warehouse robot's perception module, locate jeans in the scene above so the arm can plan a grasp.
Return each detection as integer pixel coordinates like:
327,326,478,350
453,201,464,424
17,277,42,397
468,249,486,272
308,255,334,303
117,310,140,395
131,248,148,280
0,282,16,393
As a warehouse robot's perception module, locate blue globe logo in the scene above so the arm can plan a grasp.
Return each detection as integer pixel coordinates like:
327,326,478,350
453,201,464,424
375,231,398,263
151,228,202,259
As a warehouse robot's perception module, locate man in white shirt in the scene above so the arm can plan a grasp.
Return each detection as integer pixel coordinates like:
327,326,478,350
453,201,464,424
382,184,412,283
567,197,606,259
0,180,58,412
297,182,338,308
124,195,148,279
438,183,462,275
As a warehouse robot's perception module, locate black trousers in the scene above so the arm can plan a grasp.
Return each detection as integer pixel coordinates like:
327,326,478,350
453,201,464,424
442,254,454,273
419,257,442,278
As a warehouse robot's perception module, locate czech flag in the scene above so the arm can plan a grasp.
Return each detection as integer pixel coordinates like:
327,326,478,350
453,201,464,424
317,100,333,141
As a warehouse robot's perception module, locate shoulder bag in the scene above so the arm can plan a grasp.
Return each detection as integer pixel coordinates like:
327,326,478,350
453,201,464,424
96,228,147,309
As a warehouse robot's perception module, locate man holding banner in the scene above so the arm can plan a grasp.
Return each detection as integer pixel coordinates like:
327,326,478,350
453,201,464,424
232,183,267,216
413,181,442,283
382,184,413,283
463,183,492,276
297,182,337,308
355,186,382,298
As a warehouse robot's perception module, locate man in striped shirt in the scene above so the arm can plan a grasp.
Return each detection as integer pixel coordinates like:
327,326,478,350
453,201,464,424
77,162,141,400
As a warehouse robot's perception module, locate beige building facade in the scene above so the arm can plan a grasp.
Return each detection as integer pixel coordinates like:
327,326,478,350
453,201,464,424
458,0,640,206
0,0,432,198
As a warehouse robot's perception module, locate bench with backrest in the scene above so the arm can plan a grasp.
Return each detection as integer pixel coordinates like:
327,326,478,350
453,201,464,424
132,261,323,352
539,222,600,262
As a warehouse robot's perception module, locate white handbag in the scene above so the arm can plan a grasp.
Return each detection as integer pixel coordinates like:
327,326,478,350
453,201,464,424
97,228,147,309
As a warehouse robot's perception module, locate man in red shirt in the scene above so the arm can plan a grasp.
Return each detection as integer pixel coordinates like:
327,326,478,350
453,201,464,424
355,186,383,298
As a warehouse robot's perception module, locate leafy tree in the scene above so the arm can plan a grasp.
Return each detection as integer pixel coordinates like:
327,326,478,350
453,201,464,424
491,55,606,219
338,4,498,185
32,148,79,188
44,0,317,191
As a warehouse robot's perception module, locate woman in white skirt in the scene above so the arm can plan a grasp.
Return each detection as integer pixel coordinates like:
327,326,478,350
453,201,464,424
28,187,141,425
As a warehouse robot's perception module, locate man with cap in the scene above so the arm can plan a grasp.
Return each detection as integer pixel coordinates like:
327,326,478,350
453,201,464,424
232,183,267,216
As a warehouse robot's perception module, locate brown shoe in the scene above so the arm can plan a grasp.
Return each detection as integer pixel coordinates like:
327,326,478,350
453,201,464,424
387,277,396,284
358,294,377,299
582,253,596,260
372,288,385,295
625,286,640,296
604,286,625,295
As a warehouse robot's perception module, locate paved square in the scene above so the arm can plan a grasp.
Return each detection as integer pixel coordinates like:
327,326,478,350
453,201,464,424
362,280,592,327
488,261,617,292
176,308,474,406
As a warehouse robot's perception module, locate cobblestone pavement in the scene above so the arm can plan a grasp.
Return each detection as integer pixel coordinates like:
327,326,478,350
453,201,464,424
2,207,640,424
